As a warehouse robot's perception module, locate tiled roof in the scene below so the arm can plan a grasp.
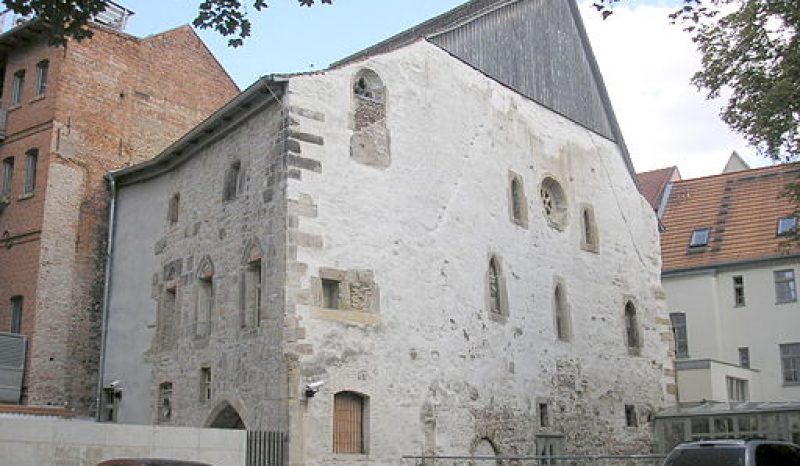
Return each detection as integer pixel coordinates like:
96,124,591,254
637,166,680,211
661,163,800,273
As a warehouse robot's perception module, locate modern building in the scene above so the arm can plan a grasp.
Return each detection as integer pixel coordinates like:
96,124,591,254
0,3,238,415
102,0,675,463
653,161,800,403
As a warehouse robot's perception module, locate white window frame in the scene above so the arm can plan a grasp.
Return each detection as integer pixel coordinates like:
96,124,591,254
726,376,749,402
34,60,48,97
780,343,800,385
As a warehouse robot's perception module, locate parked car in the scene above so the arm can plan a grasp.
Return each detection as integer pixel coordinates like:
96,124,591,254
96,459,213,466
663,439,800,466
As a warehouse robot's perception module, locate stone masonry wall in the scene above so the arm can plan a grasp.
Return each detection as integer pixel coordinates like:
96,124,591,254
142,100,291,431
280,40,675,465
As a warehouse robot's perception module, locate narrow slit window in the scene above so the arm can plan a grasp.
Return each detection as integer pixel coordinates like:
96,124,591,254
625,404,638,427
223,161,241,201
9,296,22,334
554,285,570,341
670,312,688,358
158,382,173,423
511,177,524,223
201,367,212,401
738,347,750,369
733,276,745,307
245,259,262,325
538,402,550,428
624,301,640,351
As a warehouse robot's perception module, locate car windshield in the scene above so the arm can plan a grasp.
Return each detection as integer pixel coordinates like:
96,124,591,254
664,447,745,466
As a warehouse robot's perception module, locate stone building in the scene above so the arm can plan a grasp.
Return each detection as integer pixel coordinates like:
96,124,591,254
103,0,675,462
0,5,238,415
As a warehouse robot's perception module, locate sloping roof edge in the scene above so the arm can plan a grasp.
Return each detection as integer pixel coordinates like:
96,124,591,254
110,76,286,186
329,0,638,188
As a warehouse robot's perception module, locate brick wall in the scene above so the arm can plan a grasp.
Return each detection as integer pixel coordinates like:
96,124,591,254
0,22,239,414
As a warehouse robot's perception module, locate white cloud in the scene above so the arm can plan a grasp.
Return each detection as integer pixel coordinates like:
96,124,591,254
579,2,770,178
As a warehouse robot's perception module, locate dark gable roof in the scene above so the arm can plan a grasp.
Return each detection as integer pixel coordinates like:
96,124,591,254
637,166,680,211
110,77,286,186
660,163,800,273
334,0,636,186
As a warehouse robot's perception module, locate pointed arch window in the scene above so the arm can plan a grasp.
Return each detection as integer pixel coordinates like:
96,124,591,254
240,239,264,328
554,284,571,341
486,255,508,319
580,205,599,252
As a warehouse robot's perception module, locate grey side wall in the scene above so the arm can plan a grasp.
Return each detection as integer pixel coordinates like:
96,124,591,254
429,0,614,140
134,101,290,430
104,175,169,424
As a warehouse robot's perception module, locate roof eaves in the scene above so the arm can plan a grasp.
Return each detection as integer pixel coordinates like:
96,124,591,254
110,76,286,186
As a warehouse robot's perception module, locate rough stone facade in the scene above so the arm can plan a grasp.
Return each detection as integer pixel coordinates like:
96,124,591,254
0,21,238,414
103,1,675,463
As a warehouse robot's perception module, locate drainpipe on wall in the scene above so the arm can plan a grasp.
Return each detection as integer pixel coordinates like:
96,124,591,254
95,172,117,420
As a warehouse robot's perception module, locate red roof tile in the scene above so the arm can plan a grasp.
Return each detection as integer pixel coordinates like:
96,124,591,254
660,163,800,272
637,166,681,211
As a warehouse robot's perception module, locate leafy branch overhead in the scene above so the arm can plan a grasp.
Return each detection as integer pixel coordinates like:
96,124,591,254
595,0,799,161
2,0,333,47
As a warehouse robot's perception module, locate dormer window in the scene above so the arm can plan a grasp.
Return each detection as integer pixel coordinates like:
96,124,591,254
777,216,797,236
689,228,711,248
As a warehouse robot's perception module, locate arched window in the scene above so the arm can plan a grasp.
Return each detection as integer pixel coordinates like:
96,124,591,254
158,382,173,423
167,192,180,224
488,258,501,313
581,205,598,251
195,256,214,338
486,256,508,319
509,172,527,227
554,284,571,341
240,238,264,328
333,391,368,454
351,68,390,168
540,176,568,230
625,301,640,351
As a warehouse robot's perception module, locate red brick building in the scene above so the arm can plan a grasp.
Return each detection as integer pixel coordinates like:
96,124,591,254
0,9,238,415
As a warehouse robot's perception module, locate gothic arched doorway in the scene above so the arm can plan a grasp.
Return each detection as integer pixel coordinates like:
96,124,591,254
207,401,245,430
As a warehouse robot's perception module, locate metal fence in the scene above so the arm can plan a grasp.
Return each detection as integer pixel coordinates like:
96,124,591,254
401,454,665,466
246,430,286,466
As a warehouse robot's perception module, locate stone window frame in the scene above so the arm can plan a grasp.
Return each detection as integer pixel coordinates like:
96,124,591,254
623,298,642,355
539,175,568,231
353,68,386,106
508,171,528,228
200,367,212,403
333,390,370,455
579,203,599,253
485,254,509,323
536,397,553,429
553,278,572,341
194,256,214,339
240,238,264,329
157,282,179,350
316,267,380,314
157,381,174,424
222,159,242,202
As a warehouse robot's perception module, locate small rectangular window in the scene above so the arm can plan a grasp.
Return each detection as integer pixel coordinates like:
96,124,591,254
669,313,688,358
23,149,37,194
158,382,173,423
733,276,745,307
739,347,750,369
624,404,638,427
777,216,797,236
726,376,749,402
538,402,550,428
34,60,48,97
774,269,797,303
201,367,211,401
689,227,711,247
322,279,340,309
780,343,800,385
10,296,22,334
11,70,24,105
2,157,14,197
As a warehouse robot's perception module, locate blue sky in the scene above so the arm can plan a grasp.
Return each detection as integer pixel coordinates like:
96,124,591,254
118,0,767,178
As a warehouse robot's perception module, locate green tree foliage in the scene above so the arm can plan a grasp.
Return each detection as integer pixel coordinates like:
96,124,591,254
594,0,799,161
2,0,333,47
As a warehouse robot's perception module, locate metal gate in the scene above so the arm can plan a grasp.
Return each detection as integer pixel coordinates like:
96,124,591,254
246,430,286,466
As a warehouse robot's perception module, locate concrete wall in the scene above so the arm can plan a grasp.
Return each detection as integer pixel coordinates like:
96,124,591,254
0,417,244,466
665,258,800,401
282,39,673,464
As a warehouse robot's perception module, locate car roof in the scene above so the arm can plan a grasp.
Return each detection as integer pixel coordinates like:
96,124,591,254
96,459,212,466
674,439,799,449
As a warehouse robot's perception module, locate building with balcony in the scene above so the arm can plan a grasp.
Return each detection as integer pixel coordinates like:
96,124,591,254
0,5,238,415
